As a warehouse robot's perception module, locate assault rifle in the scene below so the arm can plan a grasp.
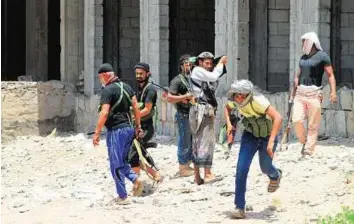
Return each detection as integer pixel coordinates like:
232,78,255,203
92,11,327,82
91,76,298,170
280,81,296,150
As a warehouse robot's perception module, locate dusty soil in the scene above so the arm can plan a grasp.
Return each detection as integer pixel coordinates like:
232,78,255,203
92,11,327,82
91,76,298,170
1,133,354,224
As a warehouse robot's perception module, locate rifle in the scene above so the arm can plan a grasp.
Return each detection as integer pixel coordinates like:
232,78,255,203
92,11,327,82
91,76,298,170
280,81,296,151
150,81,170,93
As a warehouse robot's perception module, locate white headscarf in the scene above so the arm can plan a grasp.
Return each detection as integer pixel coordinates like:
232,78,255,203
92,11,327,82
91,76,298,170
301,32,323,55
227,80,254,108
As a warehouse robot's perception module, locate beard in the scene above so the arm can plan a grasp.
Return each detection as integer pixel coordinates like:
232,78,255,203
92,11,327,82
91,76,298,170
137,78,147,83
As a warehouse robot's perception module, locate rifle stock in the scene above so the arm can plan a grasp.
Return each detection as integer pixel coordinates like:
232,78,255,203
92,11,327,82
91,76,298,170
280,82,296,150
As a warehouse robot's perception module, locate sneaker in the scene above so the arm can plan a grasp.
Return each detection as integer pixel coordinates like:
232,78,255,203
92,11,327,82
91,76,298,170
230,207,246,219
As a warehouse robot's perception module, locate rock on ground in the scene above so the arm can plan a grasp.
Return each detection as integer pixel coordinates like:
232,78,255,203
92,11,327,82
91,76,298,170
1,133,354,224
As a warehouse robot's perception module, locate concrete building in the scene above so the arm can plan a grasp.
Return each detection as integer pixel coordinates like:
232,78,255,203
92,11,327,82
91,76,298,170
2,0,354,141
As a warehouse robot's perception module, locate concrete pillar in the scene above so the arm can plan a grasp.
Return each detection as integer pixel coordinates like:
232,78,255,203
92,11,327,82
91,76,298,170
289,0,331,84
140,0,169,86
84,0,96,96
26,0,48,81
214,0,249,95
60,0,84,86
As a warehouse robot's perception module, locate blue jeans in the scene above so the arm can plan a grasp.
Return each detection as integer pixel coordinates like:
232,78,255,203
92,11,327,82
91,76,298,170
175,111,193,165
234,131,280,209
106,127,138,199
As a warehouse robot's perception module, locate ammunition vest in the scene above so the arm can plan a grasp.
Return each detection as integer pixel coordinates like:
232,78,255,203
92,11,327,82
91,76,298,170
241,101,272,138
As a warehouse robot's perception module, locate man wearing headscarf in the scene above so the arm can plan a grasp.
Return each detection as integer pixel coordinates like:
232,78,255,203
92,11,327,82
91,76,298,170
225,80,283,219
189,52,228,185
166,54,195,177
291,31,337,156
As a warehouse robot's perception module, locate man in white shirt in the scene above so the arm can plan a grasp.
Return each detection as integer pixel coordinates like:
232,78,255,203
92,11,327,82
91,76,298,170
189,52,228,185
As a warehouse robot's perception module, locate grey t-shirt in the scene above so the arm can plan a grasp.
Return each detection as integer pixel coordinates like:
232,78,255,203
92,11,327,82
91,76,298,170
298,51,332,87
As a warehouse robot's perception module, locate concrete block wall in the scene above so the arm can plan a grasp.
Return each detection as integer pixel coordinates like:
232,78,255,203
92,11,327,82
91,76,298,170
177,0,215,56
140,0,169,86
94,0,104,91
267,0,290,92
118,0,140,86
60,0,84,84
215,0,250,96
151,85,354,141
341,0,354,84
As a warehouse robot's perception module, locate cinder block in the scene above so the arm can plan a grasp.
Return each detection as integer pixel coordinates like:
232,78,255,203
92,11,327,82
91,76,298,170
268,35,289,47
268,61,289,73
349,13,354,26
277,48,290,59
341,28,354,40
268,0,276,9
346,111,354,137
268,47,278,59
269,9,289,22
276,0,290,9
341,55,354,69
269,22,278,34
339,86,353,110
342,0,354,13
130,18,139,28
277,22,290,35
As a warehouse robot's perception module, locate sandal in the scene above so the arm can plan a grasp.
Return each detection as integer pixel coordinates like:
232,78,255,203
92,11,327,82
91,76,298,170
204,175,224,184
195,178,204,185
132,180,144,196
268,169,282,193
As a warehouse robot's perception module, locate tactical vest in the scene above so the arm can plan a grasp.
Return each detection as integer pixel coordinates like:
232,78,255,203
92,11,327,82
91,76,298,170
228,100,272,138
137,82,156,122
242,101,272,138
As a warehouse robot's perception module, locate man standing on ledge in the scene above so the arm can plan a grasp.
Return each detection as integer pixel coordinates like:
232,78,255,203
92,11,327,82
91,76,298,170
93,63,144,205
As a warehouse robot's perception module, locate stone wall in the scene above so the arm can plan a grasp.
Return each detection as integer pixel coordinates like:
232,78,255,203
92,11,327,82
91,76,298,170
177,0,215,57
1,81,76,143
267,0,290,92
153,85,354,140
341,0,354,84
94,0,104,91
118,0,140,87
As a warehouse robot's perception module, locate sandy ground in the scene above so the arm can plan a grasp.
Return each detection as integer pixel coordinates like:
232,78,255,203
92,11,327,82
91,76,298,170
1,133,354,224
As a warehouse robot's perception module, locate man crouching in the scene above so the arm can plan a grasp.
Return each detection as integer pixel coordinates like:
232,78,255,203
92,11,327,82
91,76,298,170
226,80,283,219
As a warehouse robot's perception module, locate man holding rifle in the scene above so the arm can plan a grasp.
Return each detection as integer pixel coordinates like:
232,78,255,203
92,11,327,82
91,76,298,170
166,54,195,177
189,52,228,185
291,32,337,156
93,63,144,205
127,62,161,181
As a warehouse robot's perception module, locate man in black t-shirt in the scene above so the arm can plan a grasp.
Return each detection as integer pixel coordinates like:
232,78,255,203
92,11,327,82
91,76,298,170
128,62,161,181
166,54,195,177
93,63,144,204
291,32,337,156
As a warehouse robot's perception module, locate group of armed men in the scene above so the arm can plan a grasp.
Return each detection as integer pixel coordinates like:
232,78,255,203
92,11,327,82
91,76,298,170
92,31,338,219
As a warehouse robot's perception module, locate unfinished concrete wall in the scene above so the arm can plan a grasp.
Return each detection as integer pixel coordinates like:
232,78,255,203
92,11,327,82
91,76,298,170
267,0,290,92
1,81,76,143
341,0,354,85
60,0,84,85
154,85,354,140
177,0,215,57
118,0,140,87
26,0,48,81
215,0,249,96
289,0,331,85
140,0,169,86
94,0,104,91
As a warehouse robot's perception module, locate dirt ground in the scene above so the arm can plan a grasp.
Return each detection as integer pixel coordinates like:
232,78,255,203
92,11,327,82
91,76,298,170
1,133,354,224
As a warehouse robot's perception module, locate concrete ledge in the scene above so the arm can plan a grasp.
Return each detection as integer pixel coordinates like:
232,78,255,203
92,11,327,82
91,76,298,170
1,81,76,143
